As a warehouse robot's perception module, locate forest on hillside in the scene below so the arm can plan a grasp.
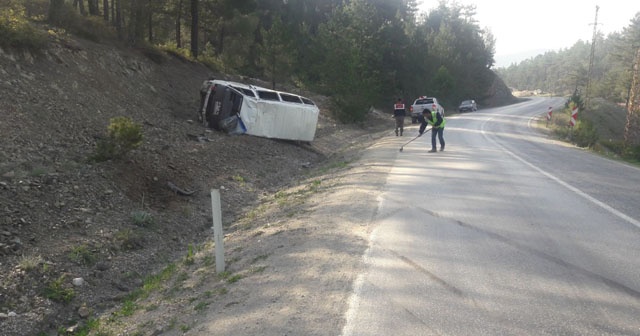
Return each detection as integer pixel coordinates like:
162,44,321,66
2,0,499,122
496,12,640,108
496,12,640,160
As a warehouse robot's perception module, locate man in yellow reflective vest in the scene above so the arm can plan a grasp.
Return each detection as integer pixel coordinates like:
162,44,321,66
419,108,446,152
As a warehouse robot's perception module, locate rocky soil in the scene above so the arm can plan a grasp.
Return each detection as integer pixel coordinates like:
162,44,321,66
0,30,393,335
1,24,517,334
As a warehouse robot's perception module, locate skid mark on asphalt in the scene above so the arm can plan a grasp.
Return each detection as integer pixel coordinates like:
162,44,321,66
387,248,465,298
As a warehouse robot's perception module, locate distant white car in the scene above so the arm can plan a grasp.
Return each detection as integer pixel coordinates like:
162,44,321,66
458,99,477,112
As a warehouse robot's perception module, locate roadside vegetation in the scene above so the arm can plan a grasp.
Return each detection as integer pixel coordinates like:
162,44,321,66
497,13,640,163
5,0,504,123
539,92,640,164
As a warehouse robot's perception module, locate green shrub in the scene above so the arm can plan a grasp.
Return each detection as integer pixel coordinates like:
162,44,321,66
226,274,243,283
331,95,368,123
68,244,96,266
43,276,75,303
141,263,177,295
571,118,599,148
114,228,144,251
0,4,48,51
194,301,210,311
623,144,640,162
131,210,154,227
91,116,143,162
197,40,230,73
158,43,194,62
184,244,195,266
73,15,116,42
119,300,137,317
601,139,625,155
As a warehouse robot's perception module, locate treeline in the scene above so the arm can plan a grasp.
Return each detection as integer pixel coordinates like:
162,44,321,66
3,0,498,122
496,13,640,108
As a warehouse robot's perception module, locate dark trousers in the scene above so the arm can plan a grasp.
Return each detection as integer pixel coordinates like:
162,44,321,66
431,127,445,150
394,116,404,135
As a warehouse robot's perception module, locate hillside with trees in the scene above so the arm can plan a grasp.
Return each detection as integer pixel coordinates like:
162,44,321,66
496,12,640,160
3,0,514,121
496,13,639,103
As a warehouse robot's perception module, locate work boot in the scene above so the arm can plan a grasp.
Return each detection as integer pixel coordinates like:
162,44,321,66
428,148,437,153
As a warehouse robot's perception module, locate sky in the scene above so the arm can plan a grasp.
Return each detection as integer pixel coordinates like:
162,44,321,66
417,1,639,67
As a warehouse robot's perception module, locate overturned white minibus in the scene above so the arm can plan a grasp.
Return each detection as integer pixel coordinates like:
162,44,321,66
198,79,320,142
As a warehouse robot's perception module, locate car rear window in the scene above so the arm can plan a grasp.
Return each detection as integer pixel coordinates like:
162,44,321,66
415,98,434,105
230,85,255,97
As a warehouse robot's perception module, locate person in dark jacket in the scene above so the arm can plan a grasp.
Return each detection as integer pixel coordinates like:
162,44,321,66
419,108,446,152
393,98,406,136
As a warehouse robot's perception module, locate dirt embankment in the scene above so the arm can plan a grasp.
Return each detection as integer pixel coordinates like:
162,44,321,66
0,32,392,335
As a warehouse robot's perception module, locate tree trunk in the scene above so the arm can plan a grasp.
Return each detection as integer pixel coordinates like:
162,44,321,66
147,0,153,42
73,0,86,15
103,0,109,21
48,0,66,25
190,0,198,58
624,48,640,147
115,0,122,40
217,25,225,56
111,0,116,25
128,0,145,45
88,0,98,16
175,0,183,48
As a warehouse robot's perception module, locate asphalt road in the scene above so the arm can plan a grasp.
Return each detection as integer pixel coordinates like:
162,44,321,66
342,97,640,335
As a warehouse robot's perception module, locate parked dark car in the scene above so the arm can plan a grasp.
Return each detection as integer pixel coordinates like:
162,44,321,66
458,99,477,112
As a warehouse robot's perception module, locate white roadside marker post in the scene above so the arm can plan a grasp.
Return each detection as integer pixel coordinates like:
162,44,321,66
211,189,225,273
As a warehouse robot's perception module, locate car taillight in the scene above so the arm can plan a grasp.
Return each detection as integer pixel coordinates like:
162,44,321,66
410,106,413,112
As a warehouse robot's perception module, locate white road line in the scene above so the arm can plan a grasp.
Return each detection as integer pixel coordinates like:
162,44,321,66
481,115,640,229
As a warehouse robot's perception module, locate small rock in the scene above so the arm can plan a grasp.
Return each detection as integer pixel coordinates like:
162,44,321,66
8,311,17,317
152,325,165,336
66,324,79,333
95,262,110,271
72,277,85,286
78,304,91,318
